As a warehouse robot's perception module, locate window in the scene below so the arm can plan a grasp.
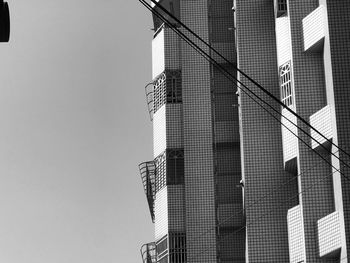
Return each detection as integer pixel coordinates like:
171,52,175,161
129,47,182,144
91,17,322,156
155,152,166,193
156,236,168,259
167,149,184,185
153,71,182,115
154,149,184,193
166,73,182,103
276,0,288,17
279,61,293,107
153,73,167,113
169,233,186,263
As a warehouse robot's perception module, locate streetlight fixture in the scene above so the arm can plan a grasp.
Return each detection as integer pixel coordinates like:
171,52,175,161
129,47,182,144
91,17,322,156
0,0,10,42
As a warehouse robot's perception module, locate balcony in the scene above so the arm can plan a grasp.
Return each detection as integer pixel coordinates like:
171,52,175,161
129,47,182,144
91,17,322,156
281,108,298,174
317,211,341,258
287,205,305,263
139,161,156,222
309,105,332,151
303,5,325,52
140,242,157,263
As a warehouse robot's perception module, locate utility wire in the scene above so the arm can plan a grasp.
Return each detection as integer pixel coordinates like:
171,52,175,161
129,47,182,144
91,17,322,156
148,0,350,165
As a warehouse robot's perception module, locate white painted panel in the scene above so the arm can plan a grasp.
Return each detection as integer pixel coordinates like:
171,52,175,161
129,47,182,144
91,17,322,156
281,108,298,163
152,29,165,79
310,105,332,149
318,211,341,258
287,205,305,263
153,105,167,158
276,17,292,66
303,5,325,52
155,187,168,240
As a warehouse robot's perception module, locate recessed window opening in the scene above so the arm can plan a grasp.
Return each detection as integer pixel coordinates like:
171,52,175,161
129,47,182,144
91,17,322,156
276,0,288,17
280,61,293,108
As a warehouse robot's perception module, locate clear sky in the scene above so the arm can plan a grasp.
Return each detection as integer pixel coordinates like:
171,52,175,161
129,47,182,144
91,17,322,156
0,1,154,262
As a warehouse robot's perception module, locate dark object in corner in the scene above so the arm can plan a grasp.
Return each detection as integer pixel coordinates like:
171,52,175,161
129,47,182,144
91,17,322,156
0,0,10,42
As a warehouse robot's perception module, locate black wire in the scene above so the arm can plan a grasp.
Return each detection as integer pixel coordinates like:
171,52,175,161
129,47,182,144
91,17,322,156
148,0,350,164
139,0,350,181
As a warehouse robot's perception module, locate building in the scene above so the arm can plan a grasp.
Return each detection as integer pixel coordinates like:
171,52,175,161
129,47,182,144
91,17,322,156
139,0,350,262
139,0,244,262
237,0,350,262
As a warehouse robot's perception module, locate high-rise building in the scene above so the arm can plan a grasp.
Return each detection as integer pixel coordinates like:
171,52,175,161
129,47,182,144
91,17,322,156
237,0,350,262
139,0,245,262
139,0,350,262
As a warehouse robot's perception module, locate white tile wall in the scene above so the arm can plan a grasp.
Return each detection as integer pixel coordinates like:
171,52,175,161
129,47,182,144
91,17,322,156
281,108,298,163
155,187,168,241
287,205,305,263
317,211,341,258
276,16,292,67
309,105,332,149
303,5,325,52
153,105,167,158
152,29,165,79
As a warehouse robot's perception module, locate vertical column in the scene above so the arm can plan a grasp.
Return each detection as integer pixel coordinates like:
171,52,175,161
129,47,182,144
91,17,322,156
236,0,297,262
289,0,335,262
181,1,217,262
323,1,350,261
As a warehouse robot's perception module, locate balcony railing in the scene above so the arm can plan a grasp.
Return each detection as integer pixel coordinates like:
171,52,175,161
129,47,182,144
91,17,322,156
139,161,156,222
145,83,155,121
140,242,157,263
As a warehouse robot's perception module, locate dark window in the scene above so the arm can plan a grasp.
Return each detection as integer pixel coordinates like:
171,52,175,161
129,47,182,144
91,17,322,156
169,233,186,263
154,149,184,193
156,236,168,259
276,0,288,17
167,149,184,185
166,74,182,103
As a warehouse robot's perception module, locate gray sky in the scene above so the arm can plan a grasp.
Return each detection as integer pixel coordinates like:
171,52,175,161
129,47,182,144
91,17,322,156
0,1,154,262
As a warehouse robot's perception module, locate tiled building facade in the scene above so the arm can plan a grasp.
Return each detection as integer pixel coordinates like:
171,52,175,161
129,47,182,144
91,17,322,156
139,0,350,262
140,0,244,262
237,0,350,262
